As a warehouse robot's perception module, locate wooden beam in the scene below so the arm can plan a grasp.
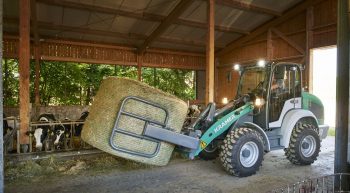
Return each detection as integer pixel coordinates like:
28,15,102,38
216,0,323,56
37,0,248,35
174,19,249,34
216,0,282,16
306,6,314,92
31,0,41,106
4,18,224,49
271,28,305,54
137,54,142,81
138,0,194,53
266,28,273,60
19,0,31,146
206,0,215,104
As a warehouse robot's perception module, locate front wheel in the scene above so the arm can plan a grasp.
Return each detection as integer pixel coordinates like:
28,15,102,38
285,122,320,165
220,127,264,177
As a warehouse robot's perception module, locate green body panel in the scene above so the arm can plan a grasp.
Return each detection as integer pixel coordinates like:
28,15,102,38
194,103,254,156
302,92,324,124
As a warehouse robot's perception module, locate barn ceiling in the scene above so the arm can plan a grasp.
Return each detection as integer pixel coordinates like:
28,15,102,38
3,0,302,53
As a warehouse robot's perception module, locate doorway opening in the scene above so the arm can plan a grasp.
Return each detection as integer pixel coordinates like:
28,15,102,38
310,46,337,131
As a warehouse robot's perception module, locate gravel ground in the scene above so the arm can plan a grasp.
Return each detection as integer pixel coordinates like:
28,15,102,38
5,137,335,193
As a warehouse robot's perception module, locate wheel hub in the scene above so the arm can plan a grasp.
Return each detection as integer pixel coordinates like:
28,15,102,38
240,141,259,168
300,135,316,157
242,149,251,157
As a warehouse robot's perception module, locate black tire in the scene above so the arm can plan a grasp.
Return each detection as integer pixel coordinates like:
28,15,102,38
285,122,320,165
220,127,264,177
199,141,219,160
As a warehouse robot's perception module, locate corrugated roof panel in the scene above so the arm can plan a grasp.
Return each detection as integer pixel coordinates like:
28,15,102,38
229,11,272,31
127,20,159,36
163,24,206,40
179,1,206,23
145,0,180,16
37,4,63,25
249,0,302,12
119,0,152,11
109,16,157,35
62,8,90,27
86,12,115,31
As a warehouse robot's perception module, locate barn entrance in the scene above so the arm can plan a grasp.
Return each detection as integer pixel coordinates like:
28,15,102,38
310,46,337,129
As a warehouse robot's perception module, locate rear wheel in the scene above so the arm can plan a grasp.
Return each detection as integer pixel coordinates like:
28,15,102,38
220,127,264,177
199,141,219,160
285,122,320,165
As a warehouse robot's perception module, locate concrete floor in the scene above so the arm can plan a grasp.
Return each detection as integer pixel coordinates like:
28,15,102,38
6,137,335,193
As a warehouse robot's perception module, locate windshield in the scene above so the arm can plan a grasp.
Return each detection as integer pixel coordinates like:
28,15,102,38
237,67,267,96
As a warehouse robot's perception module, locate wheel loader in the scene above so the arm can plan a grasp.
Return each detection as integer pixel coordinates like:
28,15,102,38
110,61,329,177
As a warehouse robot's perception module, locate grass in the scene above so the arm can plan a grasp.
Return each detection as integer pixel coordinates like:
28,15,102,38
328,127,335,136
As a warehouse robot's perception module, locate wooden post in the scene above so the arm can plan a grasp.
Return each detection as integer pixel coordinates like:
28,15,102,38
335,0,350,188
137,54,142,81
266,28,273,60
305,7,314,92
32,0,40,106
205,0,215,104
19,0,31,147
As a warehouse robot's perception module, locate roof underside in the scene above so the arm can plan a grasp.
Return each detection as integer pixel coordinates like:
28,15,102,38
3,0,302,53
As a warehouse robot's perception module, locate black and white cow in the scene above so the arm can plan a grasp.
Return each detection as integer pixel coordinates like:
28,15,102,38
31,113,70,151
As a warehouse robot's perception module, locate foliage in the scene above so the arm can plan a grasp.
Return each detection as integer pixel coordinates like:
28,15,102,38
2,59,196,106
142,68,195,100
3,59,19,106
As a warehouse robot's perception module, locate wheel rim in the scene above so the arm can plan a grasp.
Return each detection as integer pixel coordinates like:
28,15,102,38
240,141,259,168
300,135,316,157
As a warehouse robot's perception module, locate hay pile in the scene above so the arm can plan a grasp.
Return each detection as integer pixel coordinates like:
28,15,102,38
81,77,187,166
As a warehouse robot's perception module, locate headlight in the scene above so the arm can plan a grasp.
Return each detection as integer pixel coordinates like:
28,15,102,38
222,97,228,104
255,98,265,107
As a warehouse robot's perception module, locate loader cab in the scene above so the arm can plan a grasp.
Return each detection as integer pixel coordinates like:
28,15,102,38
236,62,302,130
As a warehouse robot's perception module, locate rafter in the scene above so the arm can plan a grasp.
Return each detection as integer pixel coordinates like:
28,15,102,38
138,0,195,53
37,0,248,35
215,0,282,16
4,17,225,49
216,0,324,56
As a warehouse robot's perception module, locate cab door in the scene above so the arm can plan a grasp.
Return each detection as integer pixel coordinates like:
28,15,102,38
268,64,302,128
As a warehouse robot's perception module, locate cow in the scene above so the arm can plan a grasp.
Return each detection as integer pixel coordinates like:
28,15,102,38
31,113,56,151
30,113,70,151
3,114,17,153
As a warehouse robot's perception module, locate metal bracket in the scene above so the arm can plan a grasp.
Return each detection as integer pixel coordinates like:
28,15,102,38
109,96,169,158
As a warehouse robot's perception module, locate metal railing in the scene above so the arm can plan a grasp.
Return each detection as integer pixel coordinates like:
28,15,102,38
3,117,92,154
268,173,350,193
28,120,91,153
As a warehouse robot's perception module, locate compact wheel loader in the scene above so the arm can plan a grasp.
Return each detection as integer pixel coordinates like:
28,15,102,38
111,61,329,177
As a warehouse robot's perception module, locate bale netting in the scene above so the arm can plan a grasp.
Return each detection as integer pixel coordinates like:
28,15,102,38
81,77,188,166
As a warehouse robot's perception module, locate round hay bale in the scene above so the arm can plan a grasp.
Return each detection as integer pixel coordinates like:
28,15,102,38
81,77,188,166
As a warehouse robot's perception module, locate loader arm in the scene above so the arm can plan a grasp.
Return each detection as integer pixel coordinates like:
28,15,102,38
192,103,254,157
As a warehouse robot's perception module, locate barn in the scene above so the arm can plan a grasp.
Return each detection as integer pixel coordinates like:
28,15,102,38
0,0,349,192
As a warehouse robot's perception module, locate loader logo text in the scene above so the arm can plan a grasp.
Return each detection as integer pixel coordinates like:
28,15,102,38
214,114,235,133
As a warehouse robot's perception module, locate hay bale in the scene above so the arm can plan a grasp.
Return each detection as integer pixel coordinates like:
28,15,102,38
81,77,188,166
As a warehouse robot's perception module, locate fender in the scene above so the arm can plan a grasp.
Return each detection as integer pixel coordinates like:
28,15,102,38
244,122,271,152
280,109,318,148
